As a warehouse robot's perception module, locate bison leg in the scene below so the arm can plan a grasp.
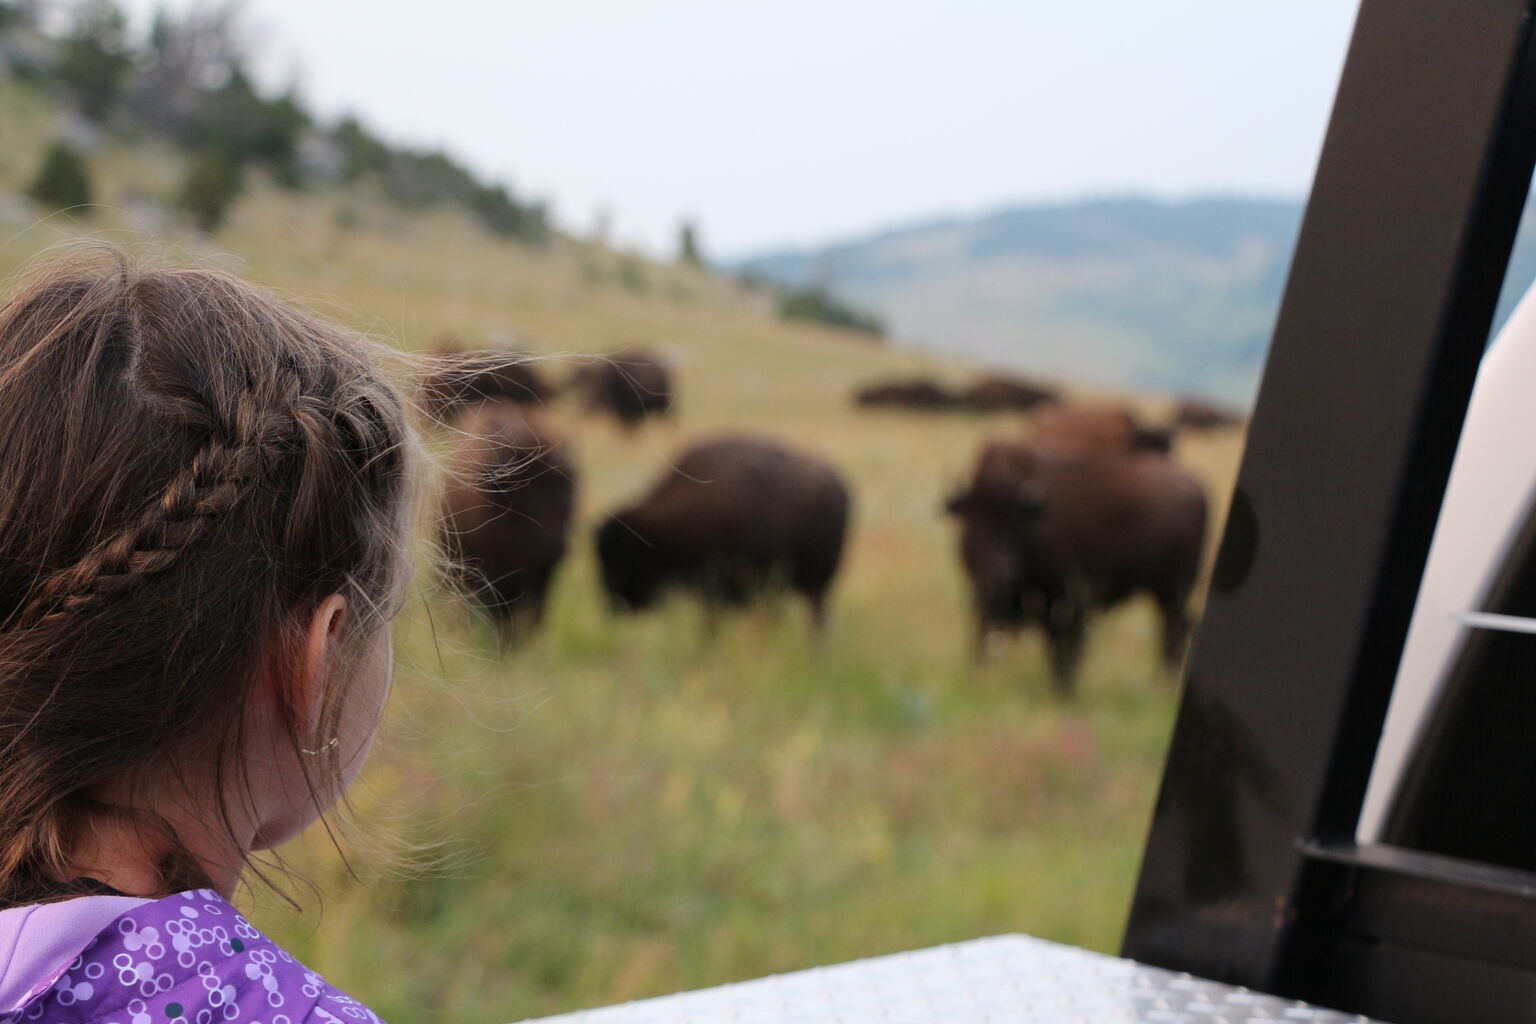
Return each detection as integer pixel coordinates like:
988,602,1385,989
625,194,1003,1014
506,579,551,642
803,589,829,634
485,558,561,647
487,594,534,650
490,607,522,651
1045,594,1086,698
970,605,1005,661
968,581,1029,662
791,546,841,637
1156,593,1193,672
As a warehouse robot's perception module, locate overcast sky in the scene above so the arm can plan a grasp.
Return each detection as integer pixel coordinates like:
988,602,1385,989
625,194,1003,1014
119,1,1360,257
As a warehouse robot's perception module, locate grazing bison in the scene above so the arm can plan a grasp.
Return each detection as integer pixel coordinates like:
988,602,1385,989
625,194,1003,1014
854,378,965,411
572,349,673,427
595,436,850,626
962,374,1059,413
439,400,577,638
1031,403,1173,454
945,440,1207,694
1172,398,1244,431
421,349,551,422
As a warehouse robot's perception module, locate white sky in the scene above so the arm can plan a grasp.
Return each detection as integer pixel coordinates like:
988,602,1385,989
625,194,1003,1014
119,1,1360,257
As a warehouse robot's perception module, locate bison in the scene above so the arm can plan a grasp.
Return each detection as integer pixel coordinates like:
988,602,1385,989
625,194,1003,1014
945,439,1207,694
421,348,551,423
1172,397,1244,431
854,378,966,411
962,374,1059,413
1031,403,1173,454
439,400,577,639
595,436,850,627
571,348,673,428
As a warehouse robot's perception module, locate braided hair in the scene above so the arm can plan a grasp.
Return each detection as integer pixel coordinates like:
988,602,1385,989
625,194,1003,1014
0,248,413,907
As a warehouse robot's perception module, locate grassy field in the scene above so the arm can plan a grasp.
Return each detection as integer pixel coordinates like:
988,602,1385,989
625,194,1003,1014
1,77,1246,1023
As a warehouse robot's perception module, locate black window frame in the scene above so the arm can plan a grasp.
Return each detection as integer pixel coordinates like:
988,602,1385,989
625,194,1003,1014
1121,2,1536,1022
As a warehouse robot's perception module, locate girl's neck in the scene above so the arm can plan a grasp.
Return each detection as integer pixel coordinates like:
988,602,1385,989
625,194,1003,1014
63,796,247,901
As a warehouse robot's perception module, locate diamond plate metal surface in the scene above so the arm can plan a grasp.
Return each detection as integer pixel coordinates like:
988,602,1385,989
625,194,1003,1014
516,934,1388,1024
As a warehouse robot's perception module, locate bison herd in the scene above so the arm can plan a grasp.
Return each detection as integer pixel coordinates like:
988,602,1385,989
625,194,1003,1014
427,347,1240,695
855,373,1058,413
855,372,1240,439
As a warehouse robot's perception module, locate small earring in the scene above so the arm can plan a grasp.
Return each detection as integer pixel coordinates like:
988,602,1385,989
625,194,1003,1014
301,737,339,756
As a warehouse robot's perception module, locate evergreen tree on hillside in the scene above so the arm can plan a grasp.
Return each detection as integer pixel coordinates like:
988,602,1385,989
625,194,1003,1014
333,127,549,243
132,4,245,139
333,115,391,183
10,0,550,245
27,142,92,213
777,285,884,338
2,0,46,27
186,66,308,186
178,149,243,232
678,220,703,267
55,0,132,122
466,181,549,243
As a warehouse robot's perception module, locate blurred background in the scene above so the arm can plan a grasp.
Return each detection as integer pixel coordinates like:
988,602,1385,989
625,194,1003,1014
7,1,1523,1020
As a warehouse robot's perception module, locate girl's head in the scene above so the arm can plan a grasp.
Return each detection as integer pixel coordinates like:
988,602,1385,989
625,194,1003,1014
0,248,414,906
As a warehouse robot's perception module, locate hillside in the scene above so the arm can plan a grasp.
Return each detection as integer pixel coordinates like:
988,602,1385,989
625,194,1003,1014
741,196,1536,406
0,71,1249,1023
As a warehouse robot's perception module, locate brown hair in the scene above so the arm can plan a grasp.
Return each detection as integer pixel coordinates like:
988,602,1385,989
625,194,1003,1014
0,247,413,908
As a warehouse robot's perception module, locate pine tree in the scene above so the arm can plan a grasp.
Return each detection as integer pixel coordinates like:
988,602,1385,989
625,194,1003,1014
678,220,703,267
27,143,92,213
178,150,243,232
55,0,132,122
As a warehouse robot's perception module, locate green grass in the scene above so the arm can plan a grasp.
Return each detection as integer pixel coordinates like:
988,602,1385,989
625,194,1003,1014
0,76,1245,1023
265,559,1185,1021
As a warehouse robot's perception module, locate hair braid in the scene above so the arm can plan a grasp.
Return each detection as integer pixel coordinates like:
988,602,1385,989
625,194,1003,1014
18,384,300,628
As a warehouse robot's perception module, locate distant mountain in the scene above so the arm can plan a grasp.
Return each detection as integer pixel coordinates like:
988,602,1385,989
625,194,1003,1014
740,196,1536,407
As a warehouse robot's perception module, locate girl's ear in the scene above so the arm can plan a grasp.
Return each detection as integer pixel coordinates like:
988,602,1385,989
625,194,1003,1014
296,593,349,734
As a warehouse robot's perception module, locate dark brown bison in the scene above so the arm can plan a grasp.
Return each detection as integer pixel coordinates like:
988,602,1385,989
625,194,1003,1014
571,349,673,427
945,440,1207,694
421,349,551,422
962,374,1058,412
854,378,965,411
1172,398,1244,431
439,400,577,638
595,437,850,626
1031,403,1173,454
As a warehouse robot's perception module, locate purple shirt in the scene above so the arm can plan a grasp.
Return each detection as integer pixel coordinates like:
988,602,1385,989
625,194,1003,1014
0,889,384,1023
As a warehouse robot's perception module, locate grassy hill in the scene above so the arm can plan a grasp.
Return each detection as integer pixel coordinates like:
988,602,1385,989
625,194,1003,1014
740,193,1536,408
739,197,1302,406
1,74,1247,1023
